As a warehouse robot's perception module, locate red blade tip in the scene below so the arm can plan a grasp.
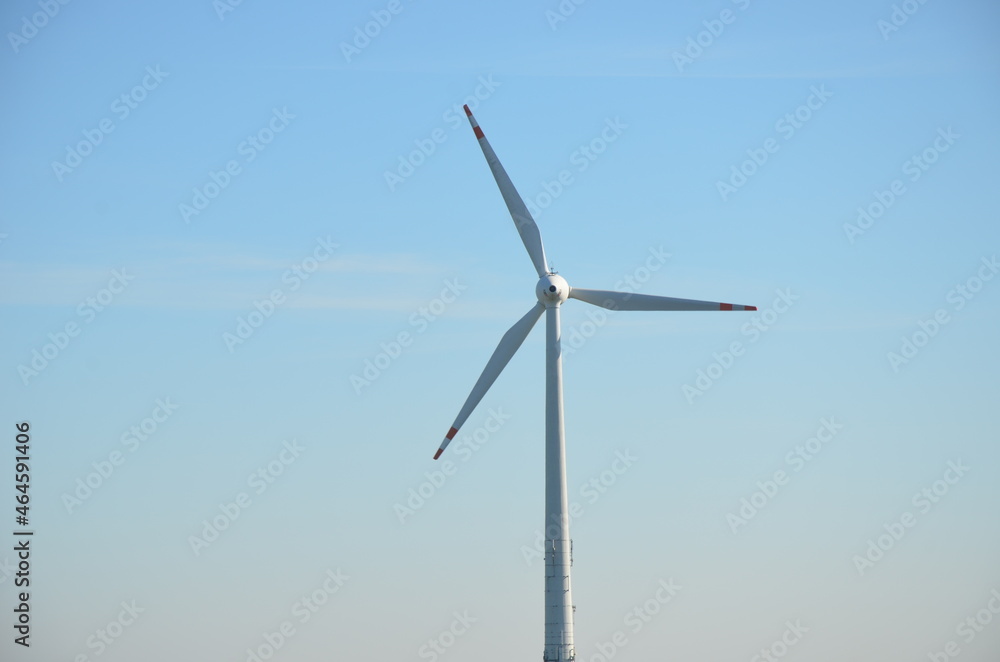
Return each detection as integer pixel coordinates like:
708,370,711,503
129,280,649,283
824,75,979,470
463,104,472,116
433,448,444,460
747,305,758,311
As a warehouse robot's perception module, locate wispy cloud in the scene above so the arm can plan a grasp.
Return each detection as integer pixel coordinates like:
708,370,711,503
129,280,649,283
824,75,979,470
0,247,446,309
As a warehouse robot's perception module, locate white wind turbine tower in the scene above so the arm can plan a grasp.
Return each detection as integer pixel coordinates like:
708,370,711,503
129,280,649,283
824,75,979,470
433,105,757,662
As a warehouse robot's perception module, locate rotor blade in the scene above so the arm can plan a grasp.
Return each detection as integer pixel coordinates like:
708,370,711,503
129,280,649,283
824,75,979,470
569,288,757,312
434,302,545,460
464,105,549,278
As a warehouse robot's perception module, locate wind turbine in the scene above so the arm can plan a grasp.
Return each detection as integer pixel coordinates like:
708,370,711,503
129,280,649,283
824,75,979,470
433,105,757,662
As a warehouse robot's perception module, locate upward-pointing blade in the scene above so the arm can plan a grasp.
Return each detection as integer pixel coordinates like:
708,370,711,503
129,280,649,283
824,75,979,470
569,288,757,312
464,105,549,278
434,302,545,459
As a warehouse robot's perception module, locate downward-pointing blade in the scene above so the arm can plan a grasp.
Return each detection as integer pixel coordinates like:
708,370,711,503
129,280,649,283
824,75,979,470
434,302,545,459
569,288,757,312
464,105,549,278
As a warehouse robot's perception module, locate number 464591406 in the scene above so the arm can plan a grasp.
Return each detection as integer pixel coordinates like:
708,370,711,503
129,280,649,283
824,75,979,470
15,421,30,520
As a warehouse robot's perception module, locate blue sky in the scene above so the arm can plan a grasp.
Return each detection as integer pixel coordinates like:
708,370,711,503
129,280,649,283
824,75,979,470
2,0,999,660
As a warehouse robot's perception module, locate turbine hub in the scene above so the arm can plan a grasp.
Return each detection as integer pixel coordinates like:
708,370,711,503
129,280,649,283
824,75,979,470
536,273,569,305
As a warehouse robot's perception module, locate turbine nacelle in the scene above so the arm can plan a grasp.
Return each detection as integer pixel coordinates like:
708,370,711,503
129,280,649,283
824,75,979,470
536,273,569,306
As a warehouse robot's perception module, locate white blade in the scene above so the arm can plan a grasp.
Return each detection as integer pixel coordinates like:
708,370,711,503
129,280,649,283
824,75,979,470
434,302,545,459
464,105,549,278
569,288,757,312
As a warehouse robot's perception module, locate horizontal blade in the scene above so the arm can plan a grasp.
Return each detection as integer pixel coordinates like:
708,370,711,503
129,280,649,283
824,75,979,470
434,302,545,459
464,105,549,278
569,288,757,312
